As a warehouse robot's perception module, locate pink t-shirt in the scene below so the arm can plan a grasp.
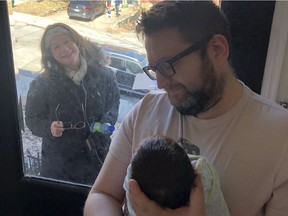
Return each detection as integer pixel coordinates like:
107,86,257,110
110,84,288,216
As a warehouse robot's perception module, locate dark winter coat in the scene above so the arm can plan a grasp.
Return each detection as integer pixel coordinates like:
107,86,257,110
25,64,120,185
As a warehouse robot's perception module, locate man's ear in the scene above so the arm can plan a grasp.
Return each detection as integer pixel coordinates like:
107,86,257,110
207,34,229,67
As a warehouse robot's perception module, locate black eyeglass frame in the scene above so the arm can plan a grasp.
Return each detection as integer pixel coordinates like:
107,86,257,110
55,104,86,130
142,35,213,80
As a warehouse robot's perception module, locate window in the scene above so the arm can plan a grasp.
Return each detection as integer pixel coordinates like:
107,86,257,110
110,57,126,71
0,1,276,215
126,61,142,74
11,1,148,187
1,1,147,213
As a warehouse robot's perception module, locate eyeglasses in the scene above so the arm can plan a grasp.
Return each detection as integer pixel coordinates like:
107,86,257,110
55,104,86,130
142,36,212,80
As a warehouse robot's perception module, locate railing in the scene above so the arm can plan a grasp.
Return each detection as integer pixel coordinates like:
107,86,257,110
24,149,41,176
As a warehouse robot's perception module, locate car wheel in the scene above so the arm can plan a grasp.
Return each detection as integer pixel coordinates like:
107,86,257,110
90,12,96,21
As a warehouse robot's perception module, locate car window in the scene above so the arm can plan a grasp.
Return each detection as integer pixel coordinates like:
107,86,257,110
90,1,101,8
89,1,96,7
110,57,126,71
70,1,90,7
126,61,142,74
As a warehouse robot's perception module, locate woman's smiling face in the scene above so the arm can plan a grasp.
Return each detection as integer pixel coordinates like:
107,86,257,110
49,33,80,71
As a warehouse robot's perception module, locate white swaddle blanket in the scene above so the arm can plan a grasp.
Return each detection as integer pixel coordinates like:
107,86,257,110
123,155,230,216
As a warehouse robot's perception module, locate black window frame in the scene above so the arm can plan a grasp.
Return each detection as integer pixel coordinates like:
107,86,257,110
0,1,275,215
0,2,90,216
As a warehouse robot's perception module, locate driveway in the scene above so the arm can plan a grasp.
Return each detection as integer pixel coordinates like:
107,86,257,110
46,7,144,49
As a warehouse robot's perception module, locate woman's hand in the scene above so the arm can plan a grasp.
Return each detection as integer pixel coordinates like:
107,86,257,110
50,121,65,137
128,174,206,216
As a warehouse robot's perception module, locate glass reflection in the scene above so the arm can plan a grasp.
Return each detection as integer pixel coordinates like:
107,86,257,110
10,0,156,185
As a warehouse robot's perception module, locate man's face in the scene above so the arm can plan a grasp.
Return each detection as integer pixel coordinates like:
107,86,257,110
145,28,225,116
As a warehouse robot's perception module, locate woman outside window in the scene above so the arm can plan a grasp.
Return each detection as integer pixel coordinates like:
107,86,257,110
25,23,120,185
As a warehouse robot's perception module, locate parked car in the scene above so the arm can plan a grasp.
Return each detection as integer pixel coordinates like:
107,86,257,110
67,1,106,21
101,45,157,99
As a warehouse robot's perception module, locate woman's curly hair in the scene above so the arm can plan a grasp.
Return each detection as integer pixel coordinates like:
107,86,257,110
40,23,109,74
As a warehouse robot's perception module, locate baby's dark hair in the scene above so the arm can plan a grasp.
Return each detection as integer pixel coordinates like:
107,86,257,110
131,135,196,209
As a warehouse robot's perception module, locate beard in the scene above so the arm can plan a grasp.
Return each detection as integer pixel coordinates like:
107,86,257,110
175,91,212,116
172,56,225,116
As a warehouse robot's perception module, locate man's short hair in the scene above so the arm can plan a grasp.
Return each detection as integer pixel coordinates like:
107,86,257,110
136,0,231,47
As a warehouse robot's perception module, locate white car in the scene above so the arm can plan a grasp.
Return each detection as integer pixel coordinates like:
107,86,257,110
103,46,157,99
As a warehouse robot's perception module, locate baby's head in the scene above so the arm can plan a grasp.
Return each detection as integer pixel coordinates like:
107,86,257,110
130,135,196,209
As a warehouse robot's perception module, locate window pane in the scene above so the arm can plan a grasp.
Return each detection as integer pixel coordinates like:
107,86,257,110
126,61,142,74
9,0,156,186
110,57,125,71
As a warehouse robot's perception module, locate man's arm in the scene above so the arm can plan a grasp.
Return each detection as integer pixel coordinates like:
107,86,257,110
265,147,288,216
84,152,128,216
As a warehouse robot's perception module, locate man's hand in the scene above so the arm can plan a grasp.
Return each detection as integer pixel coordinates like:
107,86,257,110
128,174,205,216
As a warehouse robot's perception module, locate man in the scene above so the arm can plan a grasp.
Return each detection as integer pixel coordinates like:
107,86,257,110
84,1,288,215
115,0,121,17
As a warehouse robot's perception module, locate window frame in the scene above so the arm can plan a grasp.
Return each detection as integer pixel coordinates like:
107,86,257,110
0,2,90,215
261,1,288,101
0,1,276,215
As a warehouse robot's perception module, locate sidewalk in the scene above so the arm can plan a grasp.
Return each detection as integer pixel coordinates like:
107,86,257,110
97,6,140,30
46,6,140,32
12,6,143,48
